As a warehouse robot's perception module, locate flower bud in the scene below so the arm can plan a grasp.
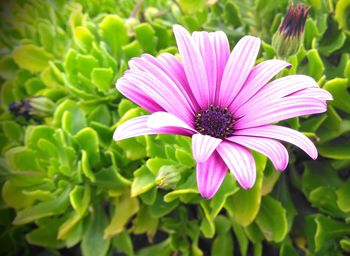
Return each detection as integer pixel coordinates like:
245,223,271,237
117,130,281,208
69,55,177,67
125,17,140,37
155,165,184,189
272,3,310,57
8,96,56,120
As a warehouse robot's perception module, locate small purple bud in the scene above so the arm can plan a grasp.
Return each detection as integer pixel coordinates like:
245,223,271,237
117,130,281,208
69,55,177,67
272,3,310,57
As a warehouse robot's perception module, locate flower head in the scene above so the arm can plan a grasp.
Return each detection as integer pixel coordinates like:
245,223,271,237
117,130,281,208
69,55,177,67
114,25,332,199
272,3,310,57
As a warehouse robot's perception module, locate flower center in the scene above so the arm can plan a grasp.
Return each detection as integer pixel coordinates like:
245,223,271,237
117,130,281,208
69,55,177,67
194,105,235,139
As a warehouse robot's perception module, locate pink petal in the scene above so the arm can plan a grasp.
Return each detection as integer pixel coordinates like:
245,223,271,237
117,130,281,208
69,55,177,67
128,57,194,121
192,134,222,163
196,151,227,199
216,141,256,189
173,25,210,108
116,77,164,113
235,96,327,129
291,87,333,101
147,112,196,132
125,70,194,125
209,31,230,104
235,75,319,117
233,125,318,159
219,36,261,107
130,54,198,111
193,31,217,103
230,60,291,112
113,116,193,141
157,53,200,111
226,136,289,171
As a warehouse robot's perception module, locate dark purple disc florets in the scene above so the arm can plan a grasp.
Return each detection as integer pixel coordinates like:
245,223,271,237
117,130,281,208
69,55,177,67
194,105,235,139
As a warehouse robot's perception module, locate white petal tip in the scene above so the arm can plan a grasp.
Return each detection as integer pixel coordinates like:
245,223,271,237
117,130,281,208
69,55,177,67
113,129,121,141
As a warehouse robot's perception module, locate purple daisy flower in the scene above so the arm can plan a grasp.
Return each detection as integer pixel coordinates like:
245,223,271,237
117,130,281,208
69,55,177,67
114,25,332,199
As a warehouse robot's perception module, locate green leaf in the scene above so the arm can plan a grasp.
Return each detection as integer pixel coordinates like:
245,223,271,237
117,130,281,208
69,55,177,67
336,184,350,213
2,180,35,209
318,142,350,160
12,45,54,73
228,163,263,226
24,77,46,95
273,175,297,231
112,231,134,256
122,41,142,60
38,22,54,53
74,26,95,51
210,174,238,218
81,204,110,256
146,158,176,175
87,105,111,125
104,193,139,239
76,54,99,78
131,166,156,197
0,55,18,80
132,204,158,236
163,172,198,203
69,184,91,216
177,0,206,14
340,238,350,253
91,67,114,93
94,167,131,193
307,214,350,252
211,232,234,256
200,201,215,238
74,127,100,166
134,23,157,54
175,148,195,167
319,25,346,56
13,184,71,225
224,2,242,27
255,196,288,243
2,121,23,142
279,242,299,256
117,138,147,160
261,162,280,196
335,0,350,31
149,191,179,218
99,15,128,59
54,100,87,134
302,162,342,195
137,240,172,256
232,221,249,256
304,18,320,50
26,217,65,248
309,186,346,218
323,78,350,114
81,150,96,182
306,49,324,80
6,147,40,171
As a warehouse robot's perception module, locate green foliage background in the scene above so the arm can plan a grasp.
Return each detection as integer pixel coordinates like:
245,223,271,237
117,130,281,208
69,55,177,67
0,0,349,255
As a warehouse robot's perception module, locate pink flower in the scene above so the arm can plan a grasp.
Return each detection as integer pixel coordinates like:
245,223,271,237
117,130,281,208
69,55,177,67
114,25,332,199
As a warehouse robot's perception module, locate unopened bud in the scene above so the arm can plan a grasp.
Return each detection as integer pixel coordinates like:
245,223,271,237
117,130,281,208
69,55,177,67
272,3,310,57
8,96,56,120
144,7,159,21
125,18,140,36
155,165,184,189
